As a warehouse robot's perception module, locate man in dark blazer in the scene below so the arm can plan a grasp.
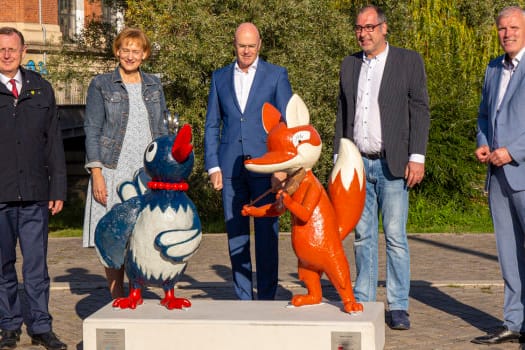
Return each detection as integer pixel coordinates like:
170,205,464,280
0,27,67,349
204,22,292,300
334,6,430,330
472,6,525,345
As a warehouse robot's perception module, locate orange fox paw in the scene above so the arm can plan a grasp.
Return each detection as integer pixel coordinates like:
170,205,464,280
291,294,322,307
343,301,364,313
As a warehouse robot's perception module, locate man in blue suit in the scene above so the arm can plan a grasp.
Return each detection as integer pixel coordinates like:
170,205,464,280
473,6,525,345
204,22,292,300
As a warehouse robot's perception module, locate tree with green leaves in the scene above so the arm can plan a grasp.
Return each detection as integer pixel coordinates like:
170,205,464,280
48,0,525,232
122,0,356,231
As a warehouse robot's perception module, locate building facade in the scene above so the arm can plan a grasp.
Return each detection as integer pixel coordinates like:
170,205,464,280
0,0,121,103
1,0,123,200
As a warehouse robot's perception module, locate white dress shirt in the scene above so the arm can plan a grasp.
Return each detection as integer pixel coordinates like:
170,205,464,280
0,70,22,97
208,57,259,175
354,45,388,155
234,57,258,113
497,49,524,111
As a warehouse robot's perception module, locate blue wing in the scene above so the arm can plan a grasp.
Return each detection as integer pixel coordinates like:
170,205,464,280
154,211,202,263
95,197,144,268
117,168,150,202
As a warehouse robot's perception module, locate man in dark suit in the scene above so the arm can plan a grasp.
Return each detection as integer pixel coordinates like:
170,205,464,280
204,22,292,300
334,6,430,330
472,6,525,345
0,27,67,349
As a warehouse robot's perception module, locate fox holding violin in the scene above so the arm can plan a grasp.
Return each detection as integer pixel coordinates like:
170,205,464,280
242,95,366,313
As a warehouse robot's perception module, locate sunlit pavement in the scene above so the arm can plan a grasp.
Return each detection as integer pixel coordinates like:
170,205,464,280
12,233,520,349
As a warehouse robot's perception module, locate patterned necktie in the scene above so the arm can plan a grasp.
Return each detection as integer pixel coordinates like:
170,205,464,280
494,57,516,149
9,79,18,98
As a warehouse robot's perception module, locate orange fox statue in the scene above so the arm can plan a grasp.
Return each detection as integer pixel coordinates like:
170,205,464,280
241,94,366,313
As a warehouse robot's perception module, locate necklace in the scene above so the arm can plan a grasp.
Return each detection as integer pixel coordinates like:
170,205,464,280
147,181,189,191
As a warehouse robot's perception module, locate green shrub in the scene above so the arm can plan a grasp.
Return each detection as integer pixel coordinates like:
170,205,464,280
49,0,525,233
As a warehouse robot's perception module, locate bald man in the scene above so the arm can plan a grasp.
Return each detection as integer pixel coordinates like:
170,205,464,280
204,22,292,300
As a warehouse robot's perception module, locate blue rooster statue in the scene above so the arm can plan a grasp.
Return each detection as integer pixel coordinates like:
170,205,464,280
95,124,202,310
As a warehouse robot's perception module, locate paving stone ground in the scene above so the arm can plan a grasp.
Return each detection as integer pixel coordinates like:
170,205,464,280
10,233,524,349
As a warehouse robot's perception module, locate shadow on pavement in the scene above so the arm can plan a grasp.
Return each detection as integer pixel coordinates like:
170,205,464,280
410,280,502,332
408,236,498,262
53,267,106,286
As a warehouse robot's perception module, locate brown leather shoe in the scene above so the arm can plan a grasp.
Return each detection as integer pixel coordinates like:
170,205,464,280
471,326,523,344
30,331,67,350
0,329,21,349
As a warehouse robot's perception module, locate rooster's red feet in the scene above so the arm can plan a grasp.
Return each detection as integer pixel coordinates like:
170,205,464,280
112,287,143,309
161,289,192,309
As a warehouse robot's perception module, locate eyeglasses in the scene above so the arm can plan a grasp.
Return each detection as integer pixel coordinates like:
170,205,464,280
354,22,384,33
0,48,22,55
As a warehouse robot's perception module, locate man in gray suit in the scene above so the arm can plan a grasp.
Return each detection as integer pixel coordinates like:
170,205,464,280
334,5,430,330
472,6,525,345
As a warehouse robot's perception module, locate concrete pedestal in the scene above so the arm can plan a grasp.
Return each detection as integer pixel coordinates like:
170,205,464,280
83,300,384,350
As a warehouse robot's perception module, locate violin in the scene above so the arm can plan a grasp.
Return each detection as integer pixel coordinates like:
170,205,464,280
249,167,306,206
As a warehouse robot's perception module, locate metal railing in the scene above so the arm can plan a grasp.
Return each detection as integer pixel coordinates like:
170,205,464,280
53,80,88,105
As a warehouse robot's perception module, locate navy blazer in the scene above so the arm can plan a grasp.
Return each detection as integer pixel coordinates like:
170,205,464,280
477,54,525,191
204,59,292,178
334,45,430,178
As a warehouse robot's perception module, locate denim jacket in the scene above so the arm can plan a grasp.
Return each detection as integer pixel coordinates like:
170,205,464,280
84,66,168,170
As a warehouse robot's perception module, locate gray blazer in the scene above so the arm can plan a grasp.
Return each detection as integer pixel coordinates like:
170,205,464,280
477,54,525,191
334,45,430,178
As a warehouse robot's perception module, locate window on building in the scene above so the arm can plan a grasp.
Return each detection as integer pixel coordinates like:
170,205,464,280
58,0,77,42
102,0,125,32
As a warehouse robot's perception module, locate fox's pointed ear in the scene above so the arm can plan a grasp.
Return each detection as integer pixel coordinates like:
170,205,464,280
286,94,309,128
262,102,282,133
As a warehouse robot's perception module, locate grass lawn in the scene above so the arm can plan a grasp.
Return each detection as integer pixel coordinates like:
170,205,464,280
48,196,494,238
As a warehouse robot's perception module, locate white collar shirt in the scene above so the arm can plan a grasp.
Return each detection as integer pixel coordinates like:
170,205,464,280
208,58,259,175
234,57,258,113
354,45,388,155
497,48,525,110
0,70,22,97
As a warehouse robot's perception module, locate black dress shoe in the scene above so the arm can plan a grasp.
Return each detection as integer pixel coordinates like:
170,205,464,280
471,326,522,344
30,331,67,350
0,329,21,349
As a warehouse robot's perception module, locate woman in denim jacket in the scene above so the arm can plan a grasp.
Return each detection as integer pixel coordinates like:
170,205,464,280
82,27,168,298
